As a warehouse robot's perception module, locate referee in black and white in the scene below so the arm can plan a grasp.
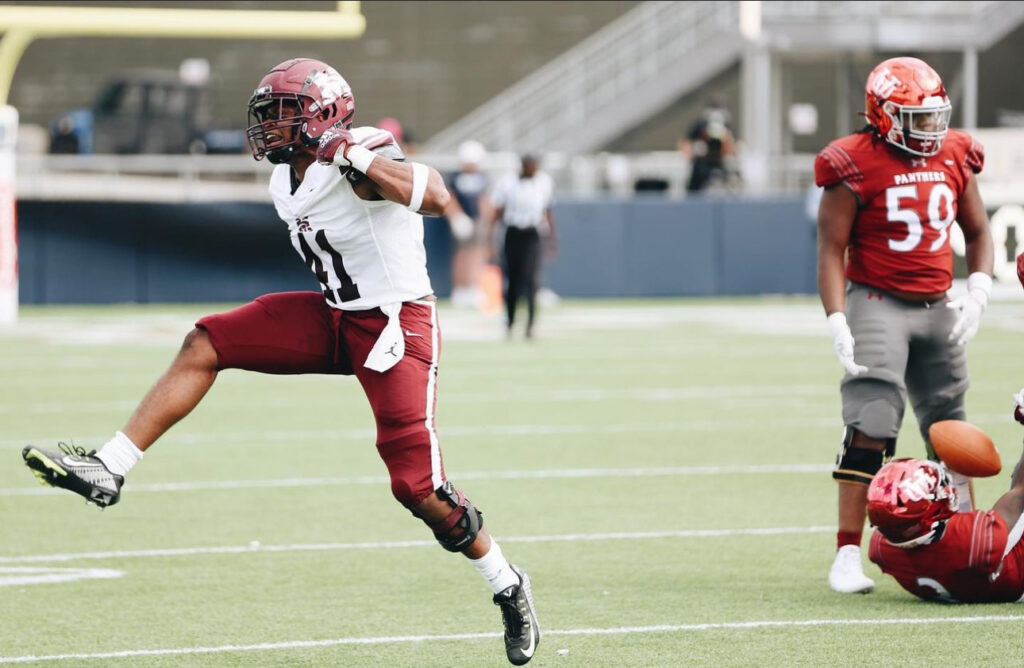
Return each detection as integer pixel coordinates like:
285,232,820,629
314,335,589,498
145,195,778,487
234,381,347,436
489,155,558,339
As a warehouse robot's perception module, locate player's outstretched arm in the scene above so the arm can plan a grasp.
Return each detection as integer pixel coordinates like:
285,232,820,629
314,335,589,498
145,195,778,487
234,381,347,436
992,397,1024,527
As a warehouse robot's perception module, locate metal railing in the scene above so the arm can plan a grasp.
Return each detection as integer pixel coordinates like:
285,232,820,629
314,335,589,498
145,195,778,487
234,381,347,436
423,1,742,155
13,150,817,202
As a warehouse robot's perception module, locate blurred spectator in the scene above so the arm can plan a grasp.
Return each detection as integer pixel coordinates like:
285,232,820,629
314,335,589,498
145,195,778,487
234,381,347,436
488,155,557,339
678,96,739,193
49,115,80,154
376,116,404,144
445,140,491,309
377,116,421,156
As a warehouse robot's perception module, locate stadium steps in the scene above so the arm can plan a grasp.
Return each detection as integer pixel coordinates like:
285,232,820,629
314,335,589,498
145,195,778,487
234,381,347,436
423,0,1024,156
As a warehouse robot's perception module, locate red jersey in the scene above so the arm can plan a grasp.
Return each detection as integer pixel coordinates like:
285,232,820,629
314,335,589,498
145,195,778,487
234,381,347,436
869,510,1024,603
815,129,984,294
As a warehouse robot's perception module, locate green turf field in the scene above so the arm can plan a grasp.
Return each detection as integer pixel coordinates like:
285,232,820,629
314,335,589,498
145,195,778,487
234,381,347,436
2,298,1024,667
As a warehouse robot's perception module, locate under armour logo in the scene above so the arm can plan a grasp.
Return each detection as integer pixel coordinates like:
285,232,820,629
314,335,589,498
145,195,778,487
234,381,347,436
386,343,399,358
868,292,883,301
910,158,927,168
296,217,311,232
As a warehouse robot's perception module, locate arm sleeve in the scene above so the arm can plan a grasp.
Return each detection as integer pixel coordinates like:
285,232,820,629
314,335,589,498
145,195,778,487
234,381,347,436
962,136,985,179
815,143,865,199
966,510,1009,574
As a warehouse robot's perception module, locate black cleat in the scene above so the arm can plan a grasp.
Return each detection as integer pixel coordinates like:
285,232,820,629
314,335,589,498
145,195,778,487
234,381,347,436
492,564,540,665
22,443,123,508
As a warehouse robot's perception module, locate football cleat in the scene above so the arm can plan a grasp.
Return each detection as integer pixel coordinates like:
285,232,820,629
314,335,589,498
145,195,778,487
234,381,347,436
828,545,875,594
492,564,540,665
22,442,123,508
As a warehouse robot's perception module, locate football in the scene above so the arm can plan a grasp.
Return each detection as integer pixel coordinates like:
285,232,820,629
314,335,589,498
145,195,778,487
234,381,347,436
928,420,1002,477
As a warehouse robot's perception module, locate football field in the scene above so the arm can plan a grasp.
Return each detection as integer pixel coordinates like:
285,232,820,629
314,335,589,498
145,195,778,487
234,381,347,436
2,297,1024,667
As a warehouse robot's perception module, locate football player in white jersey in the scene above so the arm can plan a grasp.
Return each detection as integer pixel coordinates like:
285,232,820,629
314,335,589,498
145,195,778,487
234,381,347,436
23,58,539,666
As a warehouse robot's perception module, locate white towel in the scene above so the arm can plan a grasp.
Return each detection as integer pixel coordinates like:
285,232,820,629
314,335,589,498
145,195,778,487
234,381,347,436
363,302,405,372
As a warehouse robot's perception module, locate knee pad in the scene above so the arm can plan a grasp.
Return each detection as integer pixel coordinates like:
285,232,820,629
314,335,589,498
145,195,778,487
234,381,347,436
833,427,895,485
418,481,484,553
855,399,901,441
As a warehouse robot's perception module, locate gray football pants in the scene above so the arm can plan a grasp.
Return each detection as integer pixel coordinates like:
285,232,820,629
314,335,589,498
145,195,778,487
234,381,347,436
840,282,969,457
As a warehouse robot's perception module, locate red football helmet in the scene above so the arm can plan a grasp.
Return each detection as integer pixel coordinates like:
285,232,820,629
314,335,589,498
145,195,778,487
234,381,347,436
246,58,355,164
867,458,957,547
865,57,951,157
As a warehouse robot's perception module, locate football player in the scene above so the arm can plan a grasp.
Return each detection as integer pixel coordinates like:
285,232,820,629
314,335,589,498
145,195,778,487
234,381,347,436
22,58,539,666
866,409,1024,603
816,57,995,593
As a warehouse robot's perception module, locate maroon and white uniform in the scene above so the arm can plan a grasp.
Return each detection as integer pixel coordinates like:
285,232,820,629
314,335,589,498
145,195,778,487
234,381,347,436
198,126,445,506
815,129,984,295
869,511,1024,603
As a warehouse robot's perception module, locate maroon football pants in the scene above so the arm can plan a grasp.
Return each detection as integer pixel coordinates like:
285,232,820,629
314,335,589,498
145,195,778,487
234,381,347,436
197,291,446,506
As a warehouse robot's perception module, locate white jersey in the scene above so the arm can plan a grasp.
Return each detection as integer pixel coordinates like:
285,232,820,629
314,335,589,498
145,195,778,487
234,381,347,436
491,171,554,230
268,126,433,311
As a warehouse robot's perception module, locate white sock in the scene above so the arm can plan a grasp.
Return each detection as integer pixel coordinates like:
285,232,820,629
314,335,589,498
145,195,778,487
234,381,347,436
469,540,519,594
95,431,144,477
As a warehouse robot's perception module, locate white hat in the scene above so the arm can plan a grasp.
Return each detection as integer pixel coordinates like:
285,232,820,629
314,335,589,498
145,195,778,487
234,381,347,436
458,140,486,166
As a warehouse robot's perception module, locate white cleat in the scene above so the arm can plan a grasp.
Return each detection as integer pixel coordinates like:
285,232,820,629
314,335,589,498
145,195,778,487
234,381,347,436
828,545,875,594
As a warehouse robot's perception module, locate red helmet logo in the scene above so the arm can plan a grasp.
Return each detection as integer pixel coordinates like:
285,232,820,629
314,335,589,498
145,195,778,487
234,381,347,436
867,458,957,547
246,58,355,163
865,57,951,158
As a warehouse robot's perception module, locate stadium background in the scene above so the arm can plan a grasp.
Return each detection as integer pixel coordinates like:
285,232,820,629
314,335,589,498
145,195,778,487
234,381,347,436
5,4,1024,666
5,1,1024,304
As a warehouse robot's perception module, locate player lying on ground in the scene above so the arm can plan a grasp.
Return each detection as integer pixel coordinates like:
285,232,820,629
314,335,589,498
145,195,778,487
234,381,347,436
865,398,1024,602
22,58,539,665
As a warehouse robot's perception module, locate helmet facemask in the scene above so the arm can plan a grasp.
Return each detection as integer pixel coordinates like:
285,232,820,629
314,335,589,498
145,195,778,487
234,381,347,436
883,98,952,157
247,93,321,164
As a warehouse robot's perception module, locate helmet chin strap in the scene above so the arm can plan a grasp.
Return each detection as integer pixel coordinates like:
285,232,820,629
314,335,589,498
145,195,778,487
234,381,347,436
887,519,948,550
266,145,295,165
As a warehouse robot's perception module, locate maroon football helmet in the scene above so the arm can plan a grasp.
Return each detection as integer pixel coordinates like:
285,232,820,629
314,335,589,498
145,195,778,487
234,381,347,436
246,58,355,164
867,458,957,547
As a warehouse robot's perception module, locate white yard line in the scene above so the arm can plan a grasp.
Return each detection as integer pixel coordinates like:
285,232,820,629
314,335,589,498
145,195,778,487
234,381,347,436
0,526,834,564
0,384,839,415
4,411,1014,449
0,417,841,449
0,463,832,497
1,615,1021,663
0,567,122,586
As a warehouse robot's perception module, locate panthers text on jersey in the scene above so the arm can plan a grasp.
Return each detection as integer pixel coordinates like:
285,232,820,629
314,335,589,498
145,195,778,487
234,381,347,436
815,129,984,294
268,126,433,311
869,510,1024,603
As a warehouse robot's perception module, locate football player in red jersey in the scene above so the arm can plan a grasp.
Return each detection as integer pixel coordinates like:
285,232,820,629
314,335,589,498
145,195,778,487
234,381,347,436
21,58,539,665
816,57,995,593
866,422,1024,603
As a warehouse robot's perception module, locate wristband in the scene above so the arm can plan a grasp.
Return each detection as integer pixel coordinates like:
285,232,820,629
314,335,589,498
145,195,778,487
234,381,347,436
347,145,376,174
407,162,429,212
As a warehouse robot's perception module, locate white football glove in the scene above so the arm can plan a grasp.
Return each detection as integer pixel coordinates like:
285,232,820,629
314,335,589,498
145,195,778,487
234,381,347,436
947,272,992,346
1013,388,1024,426
826,312,868,376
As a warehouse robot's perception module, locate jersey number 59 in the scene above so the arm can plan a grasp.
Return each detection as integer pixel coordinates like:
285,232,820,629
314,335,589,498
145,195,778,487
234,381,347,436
886,183,956,253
